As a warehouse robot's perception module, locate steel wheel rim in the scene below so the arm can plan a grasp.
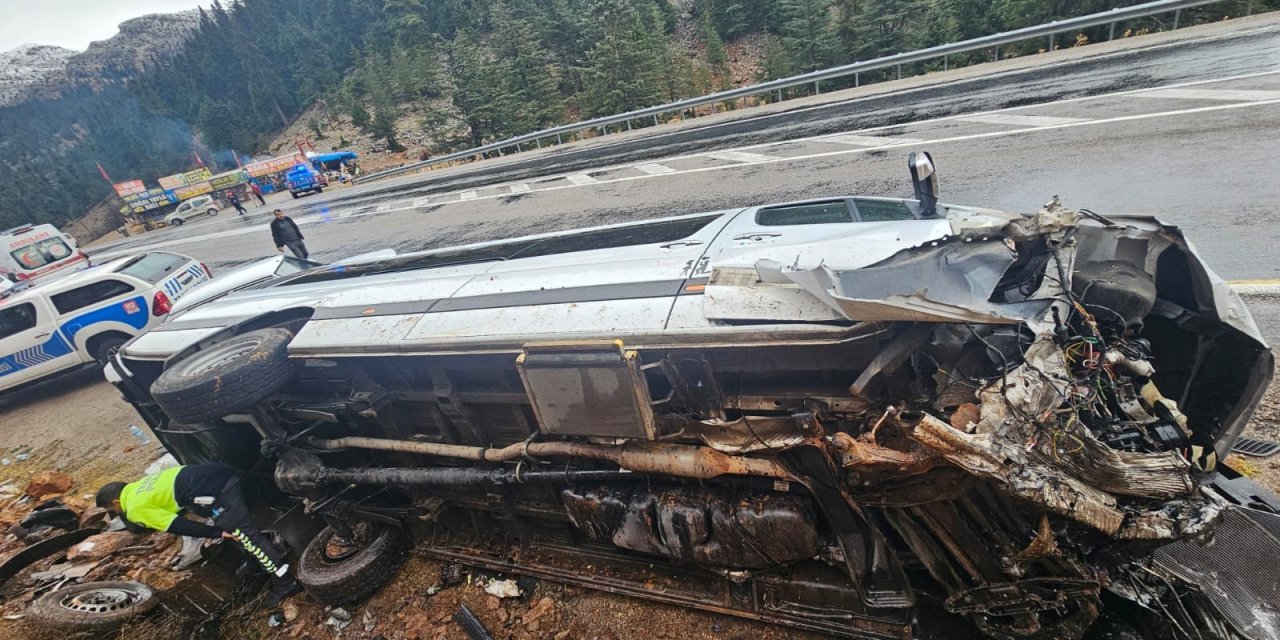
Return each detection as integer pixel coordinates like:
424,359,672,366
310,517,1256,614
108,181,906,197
60,587,141,614
179,337,264,377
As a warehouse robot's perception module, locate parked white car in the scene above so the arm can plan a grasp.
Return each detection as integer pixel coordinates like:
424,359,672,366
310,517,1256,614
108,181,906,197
0,251,210,392
163,195,220,227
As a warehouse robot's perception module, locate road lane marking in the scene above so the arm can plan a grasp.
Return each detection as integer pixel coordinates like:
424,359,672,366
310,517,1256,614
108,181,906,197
957,114,1090,127
565,174,598,185
821,134,924,146
708,151,780,163
1135,88,1280,102
459,190,478,200
509,183,531,193
634,163,678,175
375,203,392,212
91,72,1280,259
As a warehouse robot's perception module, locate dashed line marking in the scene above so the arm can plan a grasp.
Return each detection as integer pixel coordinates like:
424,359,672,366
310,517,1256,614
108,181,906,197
509,183,531,193
413,197,433,208
957,114,1090,127
565,174,598,185
338,209,357,219
820,134,924,147
634,163,678,176
459,190,478,201
1135,88,1280,102
707,151,780,163
374,203,392,212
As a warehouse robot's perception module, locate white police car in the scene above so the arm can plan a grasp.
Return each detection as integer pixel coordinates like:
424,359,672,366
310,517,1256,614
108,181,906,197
0,251,210,393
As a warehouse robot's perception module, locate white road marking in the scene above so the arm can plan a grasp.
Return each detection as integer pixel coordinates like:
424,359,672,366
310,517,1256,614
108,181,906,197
508,183,531,193
338,209,358,219
708,151,780,163
820,134,924,147
634,163,678,175
957,113,1090,127
1135,88,1280,101
565,173,598,185
91,71,1280,259
459,190,478,200
375,203,392,212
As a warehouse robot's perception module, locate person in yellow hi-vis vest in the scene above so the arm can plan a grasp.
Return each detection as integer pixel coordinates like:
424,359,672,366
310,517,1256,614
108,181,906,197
96,464,302,606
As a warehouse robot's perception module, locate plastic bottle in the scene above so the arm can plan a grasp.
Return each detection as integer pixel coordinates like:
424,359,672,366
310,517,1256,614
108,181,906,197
128,424,152,446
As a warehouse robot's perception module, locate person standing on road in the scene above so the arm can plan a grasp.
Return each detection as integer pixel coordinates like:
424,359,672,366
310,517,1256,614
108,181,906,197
249,181,266,206
227,191,248,215
270,208,309,259
96,464,303,606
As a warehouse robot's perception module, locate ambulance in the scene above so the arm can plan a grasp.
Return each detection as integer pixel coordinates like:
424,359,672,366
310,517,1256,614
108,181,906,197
0,224,90,283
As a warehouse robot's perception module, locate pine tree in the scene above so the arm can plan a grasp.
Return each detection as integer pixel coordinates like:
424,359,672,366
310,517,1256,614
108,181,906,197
778,0,836,72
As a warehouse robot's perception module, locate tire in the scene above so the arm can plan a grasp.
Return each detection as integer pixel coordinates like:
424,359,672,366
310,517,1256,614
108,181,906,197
297,523,409,605
170,218,184,226
291,192,299,199
150,328,295,424
27,581,157,632
90,335,128,366
207,208,219,217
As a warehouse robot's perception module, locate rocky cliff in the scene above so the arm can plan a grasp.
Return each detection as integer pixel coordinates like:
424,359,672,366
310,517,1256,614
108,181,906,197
0,10,201,107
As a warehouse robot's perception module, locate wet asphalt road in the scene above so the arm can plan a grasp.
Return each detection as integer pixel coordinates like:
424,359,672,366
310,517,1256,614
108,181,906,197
86,14,1280,341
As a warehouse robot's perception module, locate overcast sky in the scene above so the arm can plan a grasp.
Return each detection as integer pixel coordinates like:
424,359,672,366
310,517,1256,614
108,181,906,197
0,0,208,52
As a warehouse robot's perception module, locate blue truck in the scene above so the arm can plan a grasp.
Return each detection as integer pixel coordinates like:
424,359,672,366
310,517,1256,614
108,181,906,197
285,164,326,198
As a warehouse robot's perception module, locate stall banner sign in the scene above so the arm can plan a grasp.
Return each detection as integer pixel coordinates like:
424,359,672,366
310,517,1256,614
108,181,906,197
112,180,147,198
184,167,212,184
245,154,307,178
209,170,249,191
174,182,214,200
126,188,178,213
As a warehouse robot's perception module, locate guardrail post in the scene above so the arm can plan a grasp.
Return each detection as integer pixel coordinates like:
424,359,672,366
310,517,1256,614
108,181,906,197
1109,22,1116,40
994,46,1000,61
776,88,783,102
813,80,821,94
535,138,542,149
1173,9,1181,28
896,64,902,79
1049,33,1056,50
652,114,659,126
516,142,523,152
943,56,948,71
626,119,632,131
556,133,563,145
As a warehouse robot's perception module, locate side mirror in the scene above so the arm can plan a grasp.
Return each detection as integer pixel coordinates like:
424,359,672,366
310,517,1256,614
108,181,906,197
908,151,940,217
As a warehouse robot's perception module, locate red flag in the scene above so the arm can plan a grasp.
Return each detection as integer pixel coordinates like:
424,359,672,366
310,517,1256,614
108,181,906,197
95,161,112,184
194,152,206,168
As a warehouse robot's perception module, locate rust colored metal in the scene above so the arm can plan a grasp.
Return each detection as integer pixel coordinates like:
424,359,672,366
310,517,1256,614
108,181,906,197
307,436,792,480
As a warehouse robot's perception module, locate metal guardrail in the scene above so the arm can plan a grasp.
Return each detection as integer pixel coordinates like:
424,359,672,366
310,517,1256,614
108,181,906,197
360,0,1236,184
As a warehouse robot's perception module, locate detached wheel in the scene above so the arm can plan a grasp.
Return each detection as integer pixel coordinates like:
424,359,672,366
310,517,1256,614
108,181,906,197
298,523,409,605
27,581,157,632
151,328,295,423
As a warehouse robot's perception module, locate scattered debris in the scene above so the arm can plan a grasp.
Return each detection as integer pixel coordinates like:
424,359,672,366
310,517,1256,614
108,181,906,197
1233,437,1280,458
67,531,143,561
144,453,179,476
454,603,494,640
15,499,80,538
283,600,299,622
483,579,522,599
326,606,352,630
23,471,72,500
268,611,286,627
362,609,377,632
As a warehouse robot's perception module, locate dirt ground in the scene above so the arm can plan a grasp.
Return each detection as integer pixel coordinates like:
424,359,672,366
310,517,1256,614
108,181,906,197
0,371,1276,639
